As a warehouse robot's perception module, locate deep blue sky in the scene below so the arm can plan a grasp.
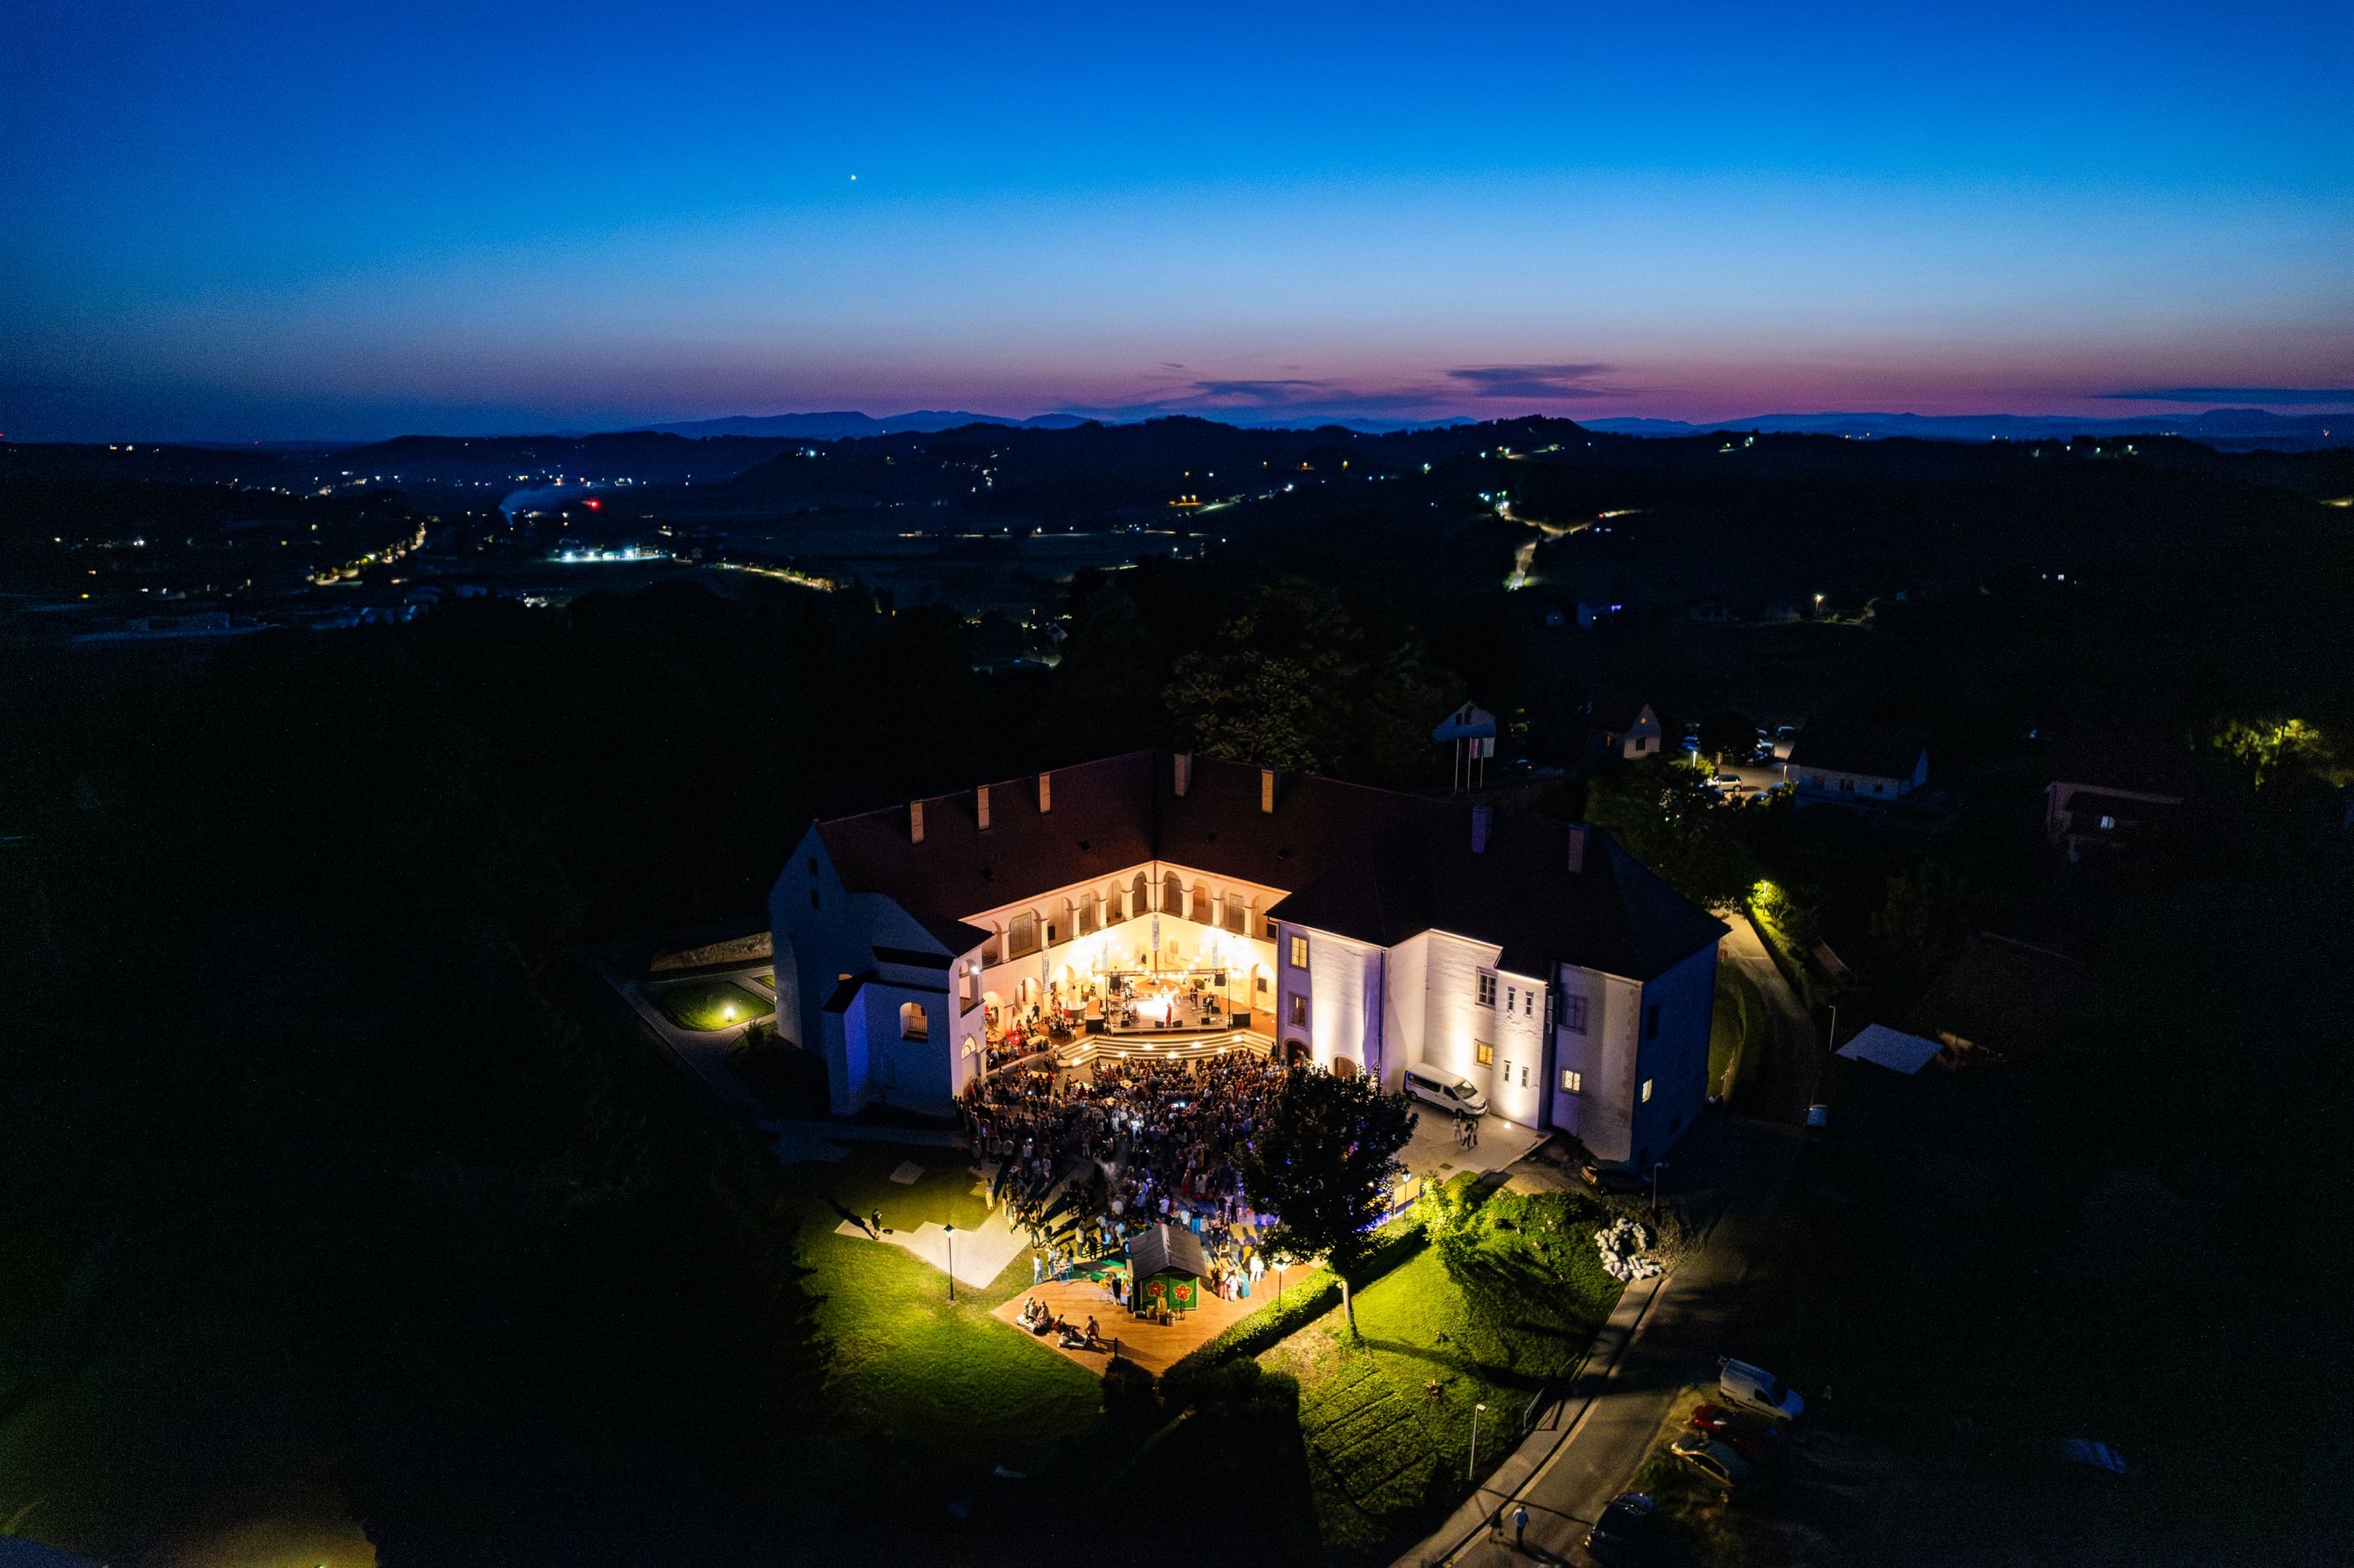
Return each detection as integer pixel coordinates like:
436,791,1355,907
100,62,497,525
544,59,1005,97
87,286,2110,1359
5,1,2350,440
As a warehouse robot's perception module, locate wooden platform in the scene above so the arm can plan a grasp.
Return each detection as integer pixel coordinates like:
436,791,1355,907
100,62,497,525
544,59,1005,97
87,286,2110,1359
990,1274,1277,1377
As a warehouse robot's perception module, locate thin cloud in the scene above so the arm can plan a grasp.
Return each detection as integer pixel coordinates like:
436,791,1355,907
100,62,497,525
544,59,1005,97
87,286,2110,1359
2096,385,2354,406
1446,363,1617,399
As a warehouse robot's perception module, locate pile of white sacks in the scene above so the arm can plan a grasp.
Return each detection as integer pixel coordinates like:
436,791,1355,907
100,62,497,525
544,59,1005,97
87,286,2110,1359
1595,1216,1665,1282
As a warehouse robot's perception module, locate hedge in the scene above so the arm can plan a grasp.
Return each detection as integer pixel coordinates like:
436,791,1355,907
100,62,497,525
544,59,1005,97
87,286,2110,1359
1159,1219,1427,1410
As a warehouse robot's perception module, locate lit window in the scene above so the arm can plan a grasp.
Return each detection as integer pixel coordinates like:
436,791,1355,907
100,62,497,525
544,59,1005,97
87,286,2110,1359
962,1033,978,1058
1562,995,1589,1034
1640,1077,1653,1103
900,1002,929,1040
1289,935,1309,968
1475,1042,1495,1067
1561,1069,1583,1094
1476,971,1496,1007
1289,995,1307,1027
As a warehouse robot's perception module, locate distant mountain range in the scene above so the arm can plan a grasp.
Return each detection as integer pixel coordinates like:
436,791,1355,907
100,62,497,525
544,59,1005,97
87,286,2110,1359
1583,407,2347,452
637,410,1095,440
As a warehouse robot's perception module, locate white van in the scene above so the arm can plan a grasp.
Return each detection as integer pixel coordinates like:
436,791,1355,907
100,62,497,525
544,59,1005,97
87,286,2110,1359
1403,1062,1488,1117
1718,1357,1804,1421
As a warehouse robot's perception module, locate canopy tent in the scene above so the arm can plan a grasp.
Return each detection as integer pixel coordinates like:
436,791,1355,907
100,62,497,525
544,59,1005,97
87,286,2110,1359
1128,1222,1209,1314
1835,1022,1946,1076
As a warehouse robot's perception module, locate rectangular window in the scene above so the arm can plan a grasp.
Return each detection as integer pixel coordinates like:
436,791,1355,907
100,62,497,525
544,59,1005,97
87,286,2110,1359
1289,934,1309,968
1524,989,1535,1017
1520,1065,1528,1087
1562,995,1589,1033
1223,898,1246,934
1641,1077,1654,1103
1643,1004,1661,1041
1008,911,1039,959
1475,1043,1495,1067
1289,995,1307,1027
1505,984,1517,1012
1476,971,1496,1007
1560,1069,1583,1094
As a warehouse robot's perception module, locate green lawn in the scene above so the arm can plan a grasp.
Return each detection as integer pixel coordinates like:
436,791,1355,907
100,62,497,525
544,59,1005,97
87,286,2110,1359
774,1146,1114,1508
651,979,774,1032
1260,1185,1623,1563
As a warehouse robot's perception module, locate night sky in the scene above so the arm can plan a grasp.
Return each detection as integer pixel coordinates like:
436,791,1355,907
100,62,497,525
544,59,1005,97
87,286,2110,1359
5,0,2349,440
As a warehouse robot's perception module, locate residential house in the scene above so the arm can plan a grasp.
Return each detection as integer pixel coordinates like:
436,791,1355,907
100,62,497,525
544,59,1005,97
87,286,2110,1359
1783,721,1929,807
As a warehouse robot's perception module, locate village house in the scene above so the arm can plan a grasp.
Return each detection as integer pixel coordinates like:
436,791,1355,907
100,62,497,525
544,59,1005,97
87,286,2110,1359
1783,720,1929,807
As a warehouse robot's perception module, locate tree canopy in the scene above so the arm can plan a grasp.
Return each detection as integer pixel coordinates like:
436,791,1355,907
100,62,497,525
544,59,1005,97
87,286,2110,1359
1237,1067,1419,1333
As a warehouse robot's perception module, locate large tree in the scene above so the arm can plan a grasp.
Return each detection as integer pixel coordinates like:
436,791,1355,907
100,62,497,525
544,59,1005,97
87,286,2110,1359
1237,1067,1419,1333
1584,754,1755,909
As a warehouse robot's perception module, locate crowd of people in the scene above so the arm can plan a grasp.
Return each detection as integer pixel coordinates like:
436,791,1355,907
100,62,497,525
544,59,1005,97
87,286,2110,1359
962,1050,1290,1310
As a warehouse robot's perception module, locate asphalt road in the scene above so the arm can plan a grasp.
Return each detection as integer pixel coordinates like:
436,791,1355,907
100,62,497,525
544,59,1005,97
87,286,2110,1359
1400,914,1817,1567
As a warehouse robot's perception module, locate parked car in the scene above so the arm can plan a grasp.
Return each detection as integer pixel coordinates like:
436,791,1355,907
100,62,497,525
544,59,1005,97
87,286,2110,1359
1402,1061,1487,1117
1718,1357,1805,1421
1709,771,1742,788
1582,1491,1657,1565
1670,1430,1753,1489
1804,1104,1831,1142
1580,1158,1648,1196
1689,1402,1787,1464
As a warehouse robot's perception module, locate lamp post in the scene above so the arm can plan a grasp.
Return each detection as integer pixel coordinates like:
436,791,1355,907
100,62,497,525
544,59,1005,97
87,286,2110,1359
945,1222,958,1303
1650,1161,1668,1217
1824,1001,1840,1052
1468,1402,1487,1481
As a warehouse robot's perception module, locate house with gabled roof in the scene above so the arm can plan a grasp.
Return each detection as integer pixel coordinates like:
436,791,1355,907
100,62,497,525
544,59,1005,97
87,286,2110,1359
770,750,1724,1168
1783,721,1929,807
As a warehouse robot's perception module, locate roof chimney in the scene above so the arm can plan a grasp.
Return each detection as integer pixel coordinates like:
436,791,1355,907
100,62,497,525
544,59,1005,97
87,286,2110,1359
1174,751,1192,796
910,800,926,844
1259,767,1276,814
1566,824,1586,873
1470,805,1492,854
1038,771,1052,813
976,784,991,832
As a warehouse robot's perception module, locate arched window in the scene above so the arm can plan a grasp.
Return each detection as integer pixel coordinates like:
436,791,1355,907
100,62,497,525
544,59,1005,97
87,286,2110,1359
1048,897,1072,946
1222,892,1247,934
961,1033,979,1059
1131,872,1150,917
1077,891,1098,936
899,1001,929,1040
1190,881,1211,923
1162,872,1183,913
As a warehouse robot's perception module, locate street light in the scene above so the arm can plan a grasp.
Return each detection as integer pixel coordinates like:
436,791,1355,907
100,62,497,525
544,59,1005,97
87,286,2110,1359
944,1222,958,1303
1824,1002,1840,1053
1649,1162,1668,1216
1468,1402,1488,1480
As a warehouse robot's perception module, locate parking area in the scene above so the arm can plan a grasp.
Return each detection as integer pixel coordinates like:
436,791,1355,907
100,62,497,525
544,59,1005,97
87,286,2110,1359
1399,1103,1546,1181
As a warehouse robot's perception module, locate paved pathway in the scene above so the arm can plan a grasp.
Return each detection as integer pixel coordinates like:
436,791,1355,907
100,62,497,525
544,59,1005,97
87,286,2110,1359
836,1207,1029,1290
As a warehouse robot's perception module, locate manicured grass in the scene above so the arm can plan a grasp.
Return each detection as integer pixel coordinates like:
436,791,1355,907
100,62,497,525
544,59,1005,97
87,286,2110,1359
651,980,773,1032
1261,1186,1623,1563
775,1145,1111,1493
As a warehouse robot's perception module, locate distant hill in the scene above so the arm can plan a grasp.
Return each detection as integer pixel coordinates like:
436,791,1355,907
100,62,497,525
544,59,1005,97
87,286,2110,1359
638,410,1094,440
1584,407,2348,452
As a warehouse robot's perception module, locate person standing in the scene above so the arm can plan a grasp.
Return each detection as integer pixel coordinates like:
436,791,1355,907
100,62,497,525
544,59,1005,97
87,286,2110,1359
1513,1502,1528,1549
